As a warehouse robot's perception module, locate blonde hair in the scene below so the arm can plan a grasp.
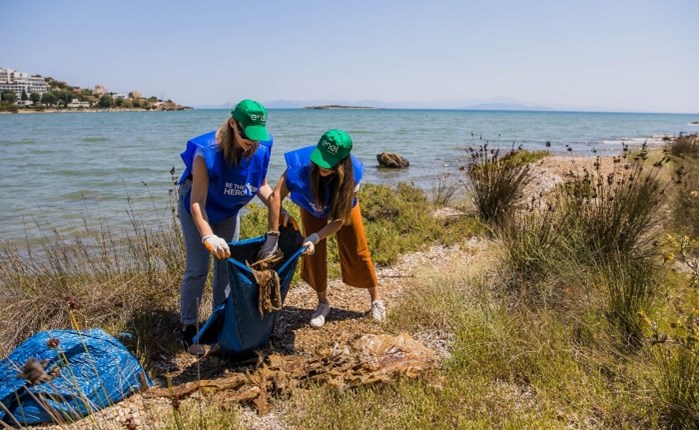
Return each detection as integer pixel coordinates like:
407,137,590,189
309,156,355,224
216,119,259,166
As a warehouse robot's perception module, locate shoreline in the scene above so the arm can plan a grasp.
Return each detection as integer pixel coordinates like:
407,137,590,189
0,107,193,114
6,140,693,249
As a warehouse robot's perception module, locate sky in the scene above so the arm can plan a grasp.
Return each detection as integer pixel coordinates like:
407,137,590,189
3,0,698,113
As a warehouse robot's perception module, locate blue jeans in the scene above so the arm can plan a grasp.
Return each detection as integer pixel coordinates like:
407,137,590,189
178,180,239,325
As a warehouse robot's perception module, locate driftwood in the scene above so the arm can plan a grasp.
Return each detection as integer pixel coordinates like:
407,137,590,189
145,333,437,415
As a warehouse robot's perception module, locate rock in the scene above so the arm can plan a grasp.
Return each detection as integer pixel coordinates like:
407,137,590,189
376,152,410,168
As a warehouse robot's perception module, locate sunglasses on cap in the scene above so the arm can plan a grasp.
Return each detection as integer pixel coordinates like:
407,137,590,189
236,121,250,140
235,120,253,141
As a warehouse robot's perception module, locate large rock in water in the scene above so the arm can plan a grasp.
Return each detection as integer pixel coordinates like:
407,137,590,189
376,152,410,168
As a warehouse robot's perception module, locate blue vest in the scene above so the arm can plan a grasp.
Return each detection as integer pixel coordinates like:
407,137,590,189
179,131,272,224
284,145,363,219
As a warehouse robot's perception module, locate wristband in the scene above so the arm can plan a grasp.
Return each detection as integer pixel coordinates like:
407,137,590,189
267,231,280,237
201,234,214,243
306,233,320,244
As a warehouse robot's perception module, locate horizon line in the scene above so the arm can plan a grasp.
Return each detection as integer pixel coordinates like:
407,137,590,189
192,106,699,116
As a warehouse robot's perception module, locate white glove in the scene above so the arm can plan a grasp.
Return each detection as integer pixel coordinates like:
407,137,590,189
202,234,231,259
303,233,320,255
257,232,279,259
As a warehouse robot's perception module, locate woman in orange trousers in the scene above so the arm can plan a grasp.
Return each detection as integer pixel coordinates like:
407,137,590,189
267,129,385,328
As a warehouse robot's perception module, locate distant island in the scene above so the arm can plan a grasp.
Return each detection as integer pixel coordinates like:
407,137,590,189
303,105,378,110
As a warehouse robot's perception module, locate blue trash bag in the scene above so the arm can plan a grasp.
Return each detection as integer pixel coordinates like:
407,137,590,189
194,226,304,356
0,328,151,426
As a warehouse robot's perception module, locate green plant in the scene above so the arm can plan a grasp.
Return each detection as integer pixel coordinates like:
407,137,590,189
497,209,558,287
645,311,699,428
429,173,462,207
556,144,669,262
361,182,480,266
666,133,699,159
465,144,534,227
672,153,699,237
505,149,550,165
598,254,658,349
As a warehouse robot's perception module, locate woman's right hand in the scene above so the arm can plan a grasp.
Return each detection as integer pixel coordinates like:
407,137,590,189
257,233,279,260
202,234,231,259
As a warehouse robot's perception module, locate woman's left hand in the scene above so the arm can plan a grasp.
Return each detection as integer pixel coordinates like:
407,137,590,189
302,233,320,255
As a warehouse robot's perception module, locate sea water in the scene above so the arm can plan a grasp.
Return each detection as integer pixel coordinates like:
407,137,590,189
1,109,697,243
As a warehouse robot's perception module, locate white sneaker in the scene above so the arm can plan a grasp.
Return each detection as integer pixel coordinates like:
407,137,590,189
371,300,386,322
310,303,331,328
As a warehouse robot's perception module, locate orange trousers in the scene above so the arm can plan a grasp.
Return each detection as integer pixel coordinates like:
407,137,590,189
300,202,378,292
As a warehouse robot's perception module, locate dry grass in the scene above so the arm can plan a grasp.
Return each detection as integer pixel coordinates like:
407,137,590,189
0,213,184,362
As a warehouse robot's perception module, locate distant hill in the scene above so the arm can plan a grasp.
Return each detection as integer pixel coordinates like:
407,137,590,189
193,98,619,112
461,102,556,111
302,105,379,110
196,99,394,110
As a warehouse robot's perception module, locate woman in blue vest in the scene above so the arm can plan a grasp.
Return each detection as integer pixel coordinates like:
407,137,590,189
177,99,280,347
269,129,385,328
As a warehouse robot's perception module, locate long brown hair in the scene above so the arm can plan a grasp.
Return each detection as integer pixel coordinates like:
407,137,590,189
310,156,355,224
216,119,259,166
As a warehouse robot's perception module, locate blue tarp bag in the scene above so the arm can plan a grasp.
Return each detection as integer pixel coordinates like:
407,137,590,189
194,225,304,356
0,328,151,426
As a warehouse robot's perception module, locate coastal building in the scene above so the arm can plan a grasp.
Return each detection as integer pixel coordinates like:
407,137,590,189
93,85,107,95
67,99,90,108
0,67,48,98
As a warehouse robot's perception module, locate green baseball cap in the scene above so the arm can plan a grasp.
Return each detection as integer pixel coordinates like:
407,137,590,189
230,99,269,141
310,129,353,169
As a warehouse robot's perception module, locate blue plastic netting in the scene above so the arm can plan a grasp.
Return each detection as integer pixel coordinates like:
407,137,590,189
0,328,151,426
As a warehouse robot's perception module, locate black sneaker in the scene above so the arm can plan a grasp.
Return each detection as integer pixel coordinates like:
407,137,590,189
180,325,198,348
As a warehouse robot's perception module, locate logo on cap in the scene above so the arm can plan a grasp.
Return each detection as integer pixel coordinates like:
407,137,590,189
249,113,266,123
321,139,339,155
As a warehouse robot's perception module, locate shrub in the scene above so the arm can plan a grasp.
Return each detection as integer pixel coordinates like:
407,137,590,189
672,156,699,237
666,133,699,159
465,144,534,227
654,346,699,429
238,201,271,238
361,182,480,265
556,144,668,262
429,173,462,207
497,209,557,287
646,311,699,428
598,254,658,349
506,149,550,165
